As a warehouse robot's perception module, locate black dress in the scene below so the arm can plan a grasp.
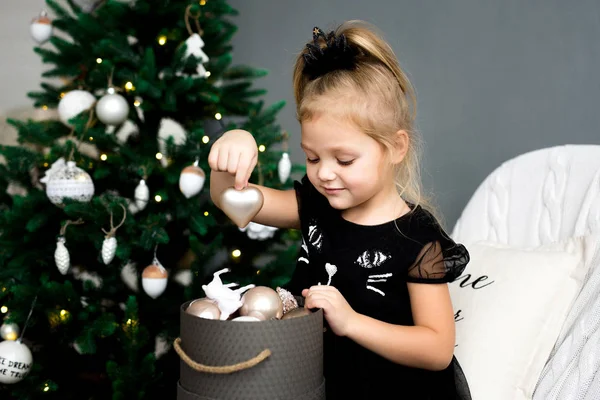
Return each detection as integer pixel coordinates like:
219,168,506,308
285,175,472,400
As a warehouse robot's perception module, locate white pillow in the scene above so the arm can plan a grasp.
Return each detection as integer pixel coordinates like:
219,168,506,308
449,235,598,400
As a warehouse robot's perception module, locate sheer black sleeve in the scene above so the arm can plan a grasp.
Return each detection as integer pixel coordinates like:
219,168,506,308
405,208,470,283
406,240,469,283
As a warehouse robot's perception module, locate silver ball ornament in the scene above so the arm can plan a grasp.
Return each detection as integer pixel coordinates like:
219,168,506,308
96,93,130,125
0,322,20,341
240,286,284,320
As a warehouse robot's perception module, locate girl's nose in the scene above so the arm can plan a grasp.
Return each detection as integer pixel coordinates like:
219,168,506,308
317,162,336,181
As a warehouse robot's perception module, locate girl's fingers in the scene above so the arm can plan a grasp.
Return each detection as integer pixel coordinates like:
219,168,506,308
235,154,252,190
217,148,229,172
208,146,220,171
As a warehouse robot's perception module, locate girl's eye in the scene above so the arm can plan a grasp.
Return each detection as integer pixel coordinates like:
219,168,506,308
338,159,355,166
306,158,319,164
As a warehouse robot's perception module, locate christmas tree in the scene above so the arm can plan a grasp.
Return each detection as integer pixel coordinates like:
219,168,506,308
0,0,303,398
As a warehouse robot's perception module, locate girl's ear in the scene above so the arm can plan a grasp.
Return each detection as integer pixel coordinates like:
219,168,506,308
390,130,409,165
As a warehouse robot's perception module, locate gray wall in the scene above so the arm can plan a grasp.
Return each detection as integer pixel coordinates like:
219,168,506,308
227,0,600,227
2,1,599,227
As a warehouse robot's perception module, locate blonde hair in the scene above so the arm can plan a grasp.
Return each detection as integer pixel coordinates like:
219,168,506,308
293,20,441,223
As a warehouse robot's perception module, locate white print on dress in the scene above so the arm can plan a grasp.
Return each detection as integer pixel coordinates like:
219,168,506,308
308,223,323,250
318,262,338,286
355,250,391,268
325,263,337,285
366,273,392,296
298,238,309,264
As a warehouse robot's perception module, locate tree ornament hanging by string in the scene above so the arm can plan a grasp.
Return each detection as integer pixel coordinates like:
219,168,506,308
54,219,84,275
101,204,127,264
278,131,292,184
141,245,168,299
96,84,129,126
0,296,36,384
133,176,149,212
176,5,209,78
179,159,205,198
0,320,20,341
40,158,95,206
30,10,52,44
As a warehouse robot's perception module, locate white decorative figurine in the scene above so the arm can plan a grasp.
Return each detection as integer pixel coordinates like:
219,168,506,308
202,268,255,320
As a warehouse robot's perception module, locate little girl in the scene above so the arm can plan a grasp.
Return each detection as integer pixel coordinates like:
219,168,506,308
209,20,471,399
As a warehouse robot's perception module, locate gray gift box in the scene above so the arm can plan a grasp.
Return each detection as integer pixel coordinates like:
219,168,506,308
176,301,326,400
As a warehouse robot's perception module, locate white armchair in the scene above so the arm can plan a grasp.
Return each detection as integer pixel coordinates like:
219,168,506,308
451,144,600,399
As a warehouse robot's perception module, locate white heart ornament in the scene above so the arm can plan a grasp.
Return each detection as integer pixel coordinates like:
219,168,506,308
219,187,264,229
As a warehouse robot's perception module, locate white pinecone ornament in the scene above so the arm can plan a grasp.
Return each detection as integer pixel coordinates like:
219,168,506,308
101,204,127,265
55,236,70,275
102,236,117,264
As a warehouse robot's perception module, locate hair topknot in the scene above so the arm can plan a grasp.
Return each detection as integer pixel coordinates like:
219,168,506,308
302,27,361,81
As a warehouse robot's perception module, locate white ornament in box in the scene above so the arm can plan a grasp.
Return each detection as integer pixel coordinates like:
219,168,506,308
239,221,278,240
0,340,33,384
40,158,95,205
202,268,255,320
58,90,96,127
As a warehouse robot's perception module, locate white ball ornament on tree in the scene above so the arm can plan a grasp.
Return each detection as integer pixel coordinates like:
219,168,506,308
58,90,96,127
179,160,205,198
30,10,53,44
142,261,168,299
40,158,95,206
96,88,130,126
0,340,33,384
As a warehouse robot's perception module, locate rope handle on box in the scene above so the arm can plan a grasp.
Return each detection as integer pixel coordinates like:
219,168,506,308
173,338,271,374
